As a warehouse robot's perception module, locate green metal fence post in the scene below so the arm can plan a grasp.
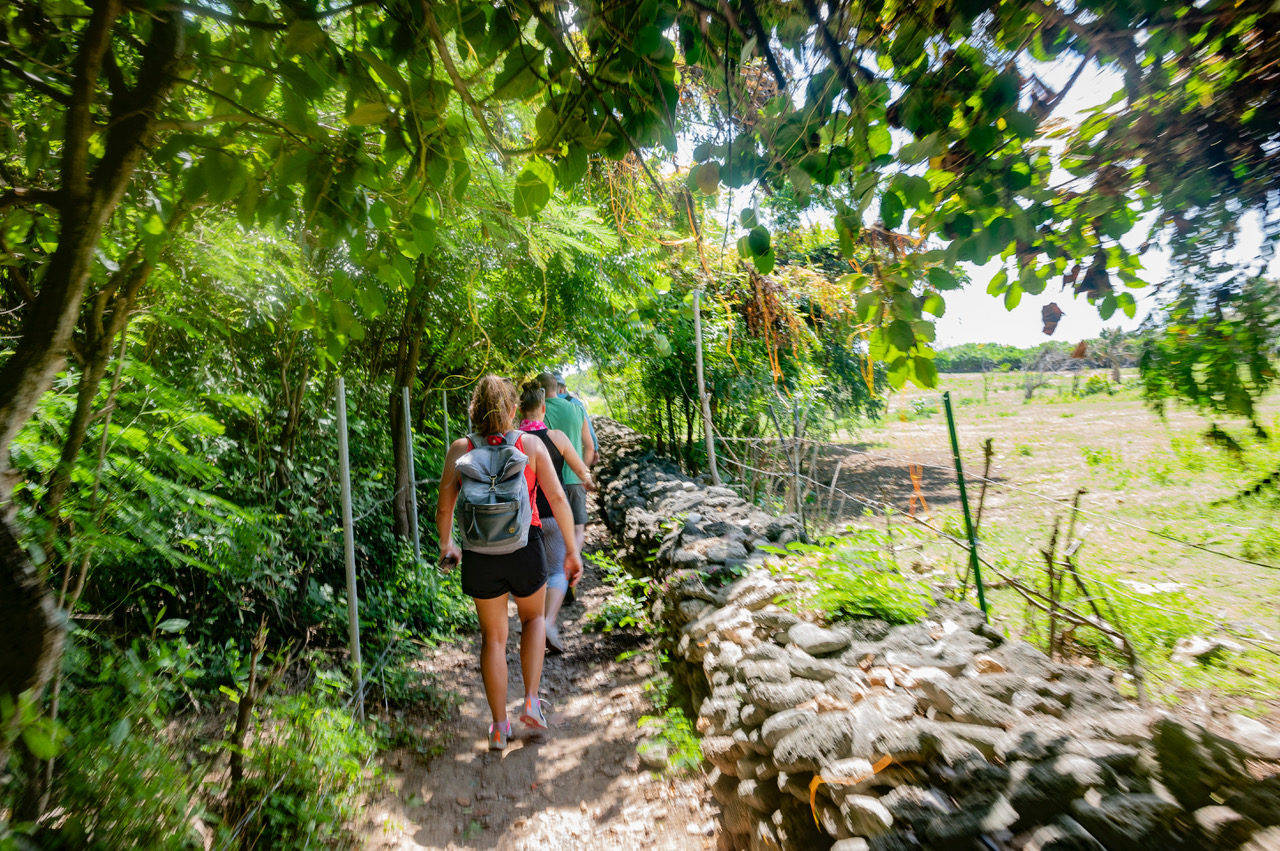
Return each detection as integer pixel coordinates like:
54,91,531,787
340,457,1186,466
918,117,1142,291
943,391,988,620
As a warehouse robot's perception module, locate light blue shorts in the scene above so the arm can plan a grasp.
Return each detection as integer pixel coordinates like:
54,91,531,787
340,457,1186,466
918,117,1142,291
540,515,569,592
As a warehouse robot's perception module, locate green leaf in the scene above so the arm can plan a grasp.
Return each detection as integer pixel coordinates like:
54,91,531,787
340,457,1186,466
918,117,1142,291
927,267,961,290
747,225,771,256
1003,282,1022,309
966,124,997,155
691,161,720,195
22,726,57,760
887,355,911,388
636,24,663,55
880,191,904,229
157,617,189,633
283,21,326,55
142,213,165,235
922,293,946,316
492,53,543,101
868,124,892,158
345,102,390,126
887,319,914,353
514,159,556,217
754,248,776,274
555,148,588,187
1117,291,1137,318
987,268,1009,295
913,355,938,387
1099,294,1118,319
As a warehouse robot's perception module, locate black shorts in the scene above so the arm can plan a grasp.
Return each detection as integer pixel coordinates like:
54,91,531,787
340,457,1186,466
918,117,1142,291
564,483,588,525
461,525,548,600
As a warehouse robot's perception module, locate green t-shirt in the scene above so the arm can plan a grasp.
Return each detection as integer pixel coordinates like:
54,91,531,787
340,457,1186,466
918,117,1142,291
544,395,585,485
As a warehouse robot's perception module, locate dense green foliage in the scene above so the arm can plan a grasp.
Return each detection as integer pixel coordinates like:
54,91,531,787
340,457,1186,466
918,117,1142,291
1140,277,1280,432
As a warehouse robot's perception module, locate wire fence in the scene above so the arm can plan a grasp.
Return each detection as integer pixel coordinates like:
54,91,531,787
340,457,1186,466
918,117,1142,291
215,634,405,850
709,419,1280,673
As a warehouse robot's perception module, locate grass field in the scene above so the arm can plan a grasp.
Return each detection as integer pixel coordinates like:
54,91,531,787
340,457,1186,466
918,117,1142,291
833,369,1280,721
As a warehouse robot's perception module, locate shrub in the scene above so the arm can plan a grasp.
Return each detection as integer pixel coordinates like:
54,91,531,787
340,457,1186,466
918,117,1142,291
361,545,477,644
1080,374,1115,396
12,635,210,849
228,689,378,850
583,554,651,633
636,655,701,775
772,532,931,624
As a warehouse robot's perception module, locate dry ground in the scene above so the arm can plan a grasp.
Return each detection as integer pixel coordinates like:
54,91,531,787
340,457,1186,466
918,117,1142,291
810,370,1280,718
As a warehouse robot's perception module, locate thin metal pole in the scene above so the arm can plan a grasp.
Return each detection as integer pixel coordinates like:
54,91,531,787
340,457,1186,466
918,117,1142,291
402,387,422,565
692,288,721,485
943,391,988,620
336,377,364,719
441,388,450,445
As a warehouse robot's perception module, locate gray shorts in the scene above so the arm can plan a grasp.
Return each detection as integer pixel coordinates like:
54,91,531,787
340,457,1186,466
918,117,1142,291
564,483,588,525
541,515,569,592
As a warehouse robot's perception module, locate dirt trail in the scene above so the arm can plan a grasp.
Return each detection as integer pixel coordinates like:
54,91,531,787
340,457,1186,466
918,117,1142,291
362,529,719,850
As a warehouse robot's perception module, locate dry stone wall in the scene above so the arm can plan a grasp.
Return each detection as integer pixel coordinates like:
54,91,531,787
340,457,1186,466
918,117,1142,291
592,417,1280,851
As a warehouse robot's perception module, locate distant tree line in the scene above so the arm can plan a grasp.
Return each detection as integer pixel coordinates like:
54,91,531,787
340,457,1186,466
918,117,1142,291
935,333,1138,374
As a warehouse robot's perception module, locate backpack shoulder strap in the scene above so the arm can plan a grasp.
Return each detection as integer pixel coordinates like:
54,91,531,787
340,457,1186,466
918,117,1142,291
504,430,522,447
467,432,484,450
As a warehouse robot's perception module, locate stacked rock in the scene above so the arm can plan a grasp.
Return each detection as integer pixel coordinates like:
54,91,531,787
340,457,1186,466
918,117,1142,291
593,417,1280,850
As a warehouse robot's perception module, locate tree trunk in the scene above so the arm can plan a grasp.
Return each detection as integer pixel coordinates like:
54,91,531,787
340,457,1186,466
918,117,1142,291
40,253,157,527
389,268,429,540
0,4,183,712
682,395,694,471
665,395,676,463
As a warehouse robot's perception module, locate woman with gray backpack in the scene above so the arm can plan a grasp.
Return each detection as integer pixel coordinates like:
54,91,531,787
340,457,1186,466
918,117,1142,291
435,375,583,750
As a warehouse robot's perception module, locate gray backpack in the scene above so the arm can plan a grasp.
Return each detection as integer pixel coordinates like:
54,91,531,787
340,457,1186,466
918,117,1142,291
456,432,533,554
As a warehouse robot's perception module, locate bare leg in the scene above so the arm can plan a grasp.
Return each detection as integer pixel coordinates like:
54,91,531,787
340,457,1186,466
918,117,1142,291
513,586,547,700
574,524,585,555
544,585,568,647
473,594,510,724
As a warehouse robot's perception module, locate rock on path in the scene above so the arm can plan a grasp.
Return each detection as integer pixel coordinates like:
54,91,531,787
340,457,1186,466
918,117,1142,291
361,531,718,850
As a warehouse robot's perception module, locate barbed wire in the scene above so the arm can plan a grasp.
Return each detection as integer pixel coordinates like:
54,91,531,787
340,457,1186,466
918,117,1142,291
712,432,1280,573
715,453,1280,656
348,475,441,525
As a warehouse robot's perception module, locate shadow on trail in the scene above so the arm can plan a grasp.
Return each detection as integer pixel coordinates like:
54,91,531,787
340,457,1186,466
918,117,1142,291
368,550,716,850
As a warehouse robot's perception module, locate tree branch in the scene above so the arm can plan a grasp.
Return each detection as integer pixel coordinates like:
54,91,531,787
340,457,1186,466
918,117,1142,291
525,4,670,202
0,188,62,211
63,0,123,199
172,79,310,144
737,0,789,93
421,7,515,161
799,0,867,107
0,54,72,104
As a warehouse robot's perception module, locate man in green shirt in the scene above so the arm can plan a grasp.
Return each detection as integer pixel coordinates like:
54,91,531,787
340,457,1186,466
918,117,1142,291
537,372,595,555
